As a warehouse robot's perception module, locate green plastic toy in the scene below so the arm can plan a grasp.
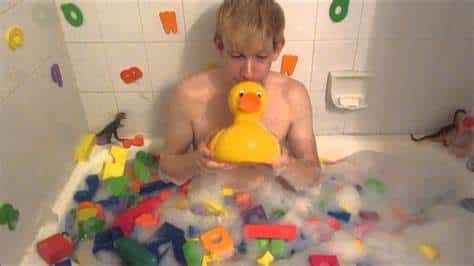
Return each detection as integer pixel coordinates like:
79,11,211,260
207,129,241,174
270,239,287,258
78,217,105,239
105,176,131,197
114,237,158,266
329,0,350,22
364,178,386,193
60,3,83,27
0,203,19,230
183,239,204,266
133,159,150,183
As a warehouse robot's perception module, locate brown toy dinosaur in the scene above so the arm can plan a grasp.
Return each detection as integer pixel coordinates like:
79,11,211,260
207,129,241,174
410,109,466,147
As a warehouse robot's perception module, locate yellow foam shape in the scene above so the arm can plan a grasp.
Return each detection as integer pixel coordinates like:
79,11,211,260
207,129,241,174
5,25,24,50
110,146,128,165
222,188,234,196
102,146,128,180
74,134,96,162
204,201,228,216
200,226,234,259
257,251,274,266
418,244,439,261
102,162,124,180
354,239,364,253
76,208,98,221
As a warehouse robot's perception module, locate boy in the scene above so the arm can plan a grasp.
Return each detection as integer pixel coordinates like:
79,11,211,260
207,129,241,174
159,0,321,191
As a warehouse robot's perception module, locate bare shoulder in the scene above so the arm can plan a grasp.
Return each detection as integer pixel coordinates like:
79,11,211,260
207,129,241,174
269,72,310,104
174,69,216,101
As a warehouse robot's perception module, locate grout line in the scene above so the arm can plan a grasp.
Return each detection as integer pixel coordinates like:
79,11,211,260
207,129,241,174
181,0,187,41
308,0,319,93
0,0,24,15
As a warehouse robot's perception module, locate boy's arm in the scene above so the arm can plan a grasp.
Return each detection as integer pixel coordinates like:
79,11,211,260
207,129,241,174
277,83,321,190
158,84,200,185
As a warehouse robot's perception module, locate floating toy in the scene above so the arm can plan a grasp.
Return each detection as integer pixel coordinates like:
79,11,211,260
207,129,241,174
209,81,280,164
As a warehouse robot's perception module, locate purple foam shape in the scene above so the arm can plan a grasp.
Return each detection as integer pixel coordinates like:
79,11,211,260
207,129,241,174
50,63,63,87
241,204,268,224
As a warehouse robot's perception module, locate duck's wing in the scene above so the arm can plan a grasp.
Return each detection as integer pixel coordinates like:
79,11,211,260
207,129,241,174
208,129,226,152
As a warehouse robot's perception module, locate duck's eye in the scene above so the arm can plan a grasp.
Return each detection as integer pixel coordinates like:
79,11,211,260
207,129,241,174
256,91,262,98
239,90,245,97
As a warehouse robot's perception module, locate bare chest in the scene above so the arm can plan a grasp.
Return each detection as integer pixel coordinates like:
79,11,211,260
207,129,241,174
191,94,291,147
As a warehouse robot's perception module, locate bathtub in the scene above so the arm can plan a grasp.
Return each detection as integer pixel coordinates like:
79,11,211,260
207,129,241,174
19,135,473,266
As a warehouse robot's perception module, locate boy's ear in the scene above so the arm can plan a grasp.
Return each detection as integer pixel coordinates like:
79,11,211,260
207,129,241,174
272,38,285,60
213,34,224,53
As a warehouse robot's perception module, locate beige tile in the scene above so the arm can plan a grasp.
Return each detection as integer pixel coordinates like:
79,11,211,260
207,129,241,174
67,43,112,92
182,0,221,41
104,43,151,92
55,0,102,42
96,0,144,42
139,0,185,42
315,0,363,41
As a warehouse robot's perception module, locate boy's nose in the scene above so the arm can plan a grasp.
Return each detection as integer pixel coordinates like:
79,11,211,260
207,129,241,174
241,60,256,81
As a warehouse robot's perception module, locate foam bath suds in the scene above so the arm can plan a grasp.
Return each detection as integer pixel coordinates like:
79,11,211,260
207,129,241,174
25,147,474,266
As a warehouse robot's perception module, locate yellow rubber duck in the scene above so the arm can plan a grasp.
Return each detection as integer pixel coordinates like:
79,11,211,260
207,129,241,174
209,81,280,164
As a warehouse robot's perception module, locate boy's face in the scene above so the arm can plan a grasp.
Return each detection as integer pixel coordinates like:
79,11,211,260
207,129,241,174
215,36,283,84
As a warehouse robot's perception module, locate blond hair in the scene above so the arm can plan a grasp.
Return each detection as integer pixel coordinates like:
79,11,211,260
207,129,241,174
216,0,285,51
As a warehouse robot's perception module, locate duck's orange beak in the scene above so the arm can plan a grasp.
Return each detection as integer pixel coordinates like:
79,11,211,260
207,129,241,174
238,93,260,113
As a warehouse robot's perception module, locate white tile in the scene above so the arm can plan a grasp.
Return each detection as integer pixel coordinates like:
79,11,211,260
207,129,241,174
146,42,185,93
277,0,317,41
311,90,345,135
434,40,471,90
55,0,102,42
342,78,383,134
79,93,118,133
182,0,221,41
444,1,474,39
0,1,65,80
270,41,314,91
104,43,151,92
115,92,155,136
311,41,357,92
139,0,185,42
147,41,221,93
360,1,451,40
379,86,418,134
150,90,171,137
315,0,363,41
96,0,144,42
67,43,112,92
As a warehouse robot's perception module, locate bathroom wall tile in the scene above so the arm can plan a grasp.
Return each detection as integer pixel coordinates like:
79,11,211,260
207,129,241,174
79,93,118,133
278,0,318,41
67,43,112,92
0,0,65,82
115,92,155,136
311,90,345,135
271,41,314,91
104,43,151,92
55,0,102,42
182,0,221,41
315,0,363,41
139,0,185,42
146,42,186,93
96,0,144,42
311,40,357,92
359,0,450,40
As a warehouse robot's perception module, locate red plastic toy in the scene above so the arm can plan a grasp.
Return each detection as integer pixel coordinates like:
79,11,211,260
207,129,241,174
120,66,143,84
122,134,144,148
243,224,297,240
308,254,340,266
36,233,73,264
463,116,474,128
110,195,164,236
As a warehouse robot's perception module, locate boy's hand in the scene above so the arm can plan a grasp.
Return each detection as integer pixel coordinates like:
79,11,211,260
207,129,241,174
194,131,235,176
270,145,291,177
